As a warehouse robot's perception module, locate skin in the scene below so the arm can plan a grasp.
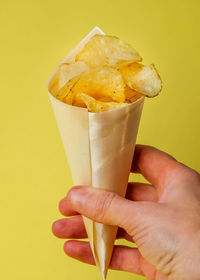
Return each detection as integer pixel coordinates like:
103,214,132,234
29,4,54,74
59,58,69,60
52,145,200,280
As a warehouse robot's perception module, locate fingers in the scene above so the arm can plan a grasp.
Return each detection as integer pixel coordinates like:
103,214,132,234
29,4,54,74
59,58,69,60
66,186,156,235
110,245,142,274
64,240,143,275
64,240,95,265
132,145,200,197
52,216,87,239
132,145,176,174
59,198,79,217
126,182,158,202
59,182,157,218
52,215,133,241
131,145,181,195
59,182,157,219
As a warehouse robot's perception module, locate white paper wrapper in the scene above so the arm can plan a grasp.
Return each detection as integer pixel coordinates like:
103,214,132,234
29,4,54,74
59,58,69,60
48,26,145,279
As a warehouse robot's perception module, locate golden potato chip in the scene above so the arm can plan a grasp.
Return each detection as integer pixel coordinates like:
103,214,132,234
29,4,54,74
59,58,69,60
124,86,143,103
71,66,125,103
76,34,142,68
50,33,162,111
75,93,126,113
72,92,88,108
53,61,89,101
59,61,89,89
120,62,162,97
56,76,79,101
97,96,116,102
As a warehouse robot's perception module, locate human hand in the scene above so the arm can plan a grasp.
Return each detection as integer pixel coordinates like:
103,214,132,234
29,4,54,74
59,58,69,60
52,145,200,280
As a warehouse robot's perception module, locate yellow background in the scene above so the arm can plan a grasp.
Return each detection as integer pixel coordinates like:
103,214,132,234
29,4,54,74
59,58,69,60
0,0,200,279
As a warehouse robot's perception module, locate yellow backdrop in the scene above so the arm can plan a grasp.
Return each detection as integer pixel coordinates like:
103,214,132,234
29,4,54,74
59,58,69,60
0,0,199,279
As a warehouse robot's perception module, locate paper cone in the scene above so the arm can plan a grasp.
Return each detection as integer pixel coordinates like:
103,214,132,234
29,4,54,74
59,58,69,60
48,26,145,279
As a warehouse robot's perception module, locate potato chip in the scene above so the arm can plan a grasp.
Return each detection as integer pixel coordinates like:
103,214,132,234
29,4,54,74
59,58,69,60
76,34,142,68
59,61,89,89
56,76,79,101
53,61,89,101
124,86,143,103
120,62,162,97
97,96,116,102
75,93,126,113
71,66,125,103
50,33,162,111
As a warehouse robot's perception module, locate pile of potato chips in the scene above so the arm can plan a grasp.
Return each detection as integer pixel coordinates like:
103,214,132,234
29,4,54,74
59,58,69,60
51,35,162,113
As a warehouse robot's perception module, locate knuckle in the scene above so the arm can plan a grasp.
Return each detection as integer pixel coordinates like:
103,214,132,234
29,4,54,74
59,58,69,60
94,191,117,222
174,162,200,184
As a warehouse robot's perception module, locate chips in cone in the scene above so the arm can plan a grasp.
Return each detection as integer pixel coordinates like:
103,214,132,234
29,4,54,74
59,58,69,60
48,26,162,279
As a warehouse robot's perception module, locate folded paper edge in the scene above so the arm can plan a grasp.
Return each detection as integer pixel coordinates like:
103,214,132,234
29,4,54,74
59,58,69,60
47,26,109,278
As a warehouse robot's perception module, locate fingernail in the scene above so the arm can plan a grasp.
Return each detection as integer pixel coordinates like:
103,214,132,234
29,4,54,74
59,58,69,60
67,186,88,207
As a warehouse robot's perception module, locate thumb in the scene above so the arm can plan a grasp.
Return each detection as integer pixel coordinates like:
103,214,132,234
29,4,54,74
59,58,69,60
66,185,157,236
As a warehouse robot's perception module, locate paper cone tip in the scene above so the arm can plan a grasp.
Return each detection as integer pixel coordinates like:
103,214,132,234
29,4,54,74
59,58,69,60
100,269,107,280
94,25,103,32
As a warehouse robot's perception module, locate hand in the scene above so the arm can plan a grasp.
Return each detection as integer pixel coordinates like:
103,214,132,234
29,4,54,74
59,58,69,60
52,145,200,280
